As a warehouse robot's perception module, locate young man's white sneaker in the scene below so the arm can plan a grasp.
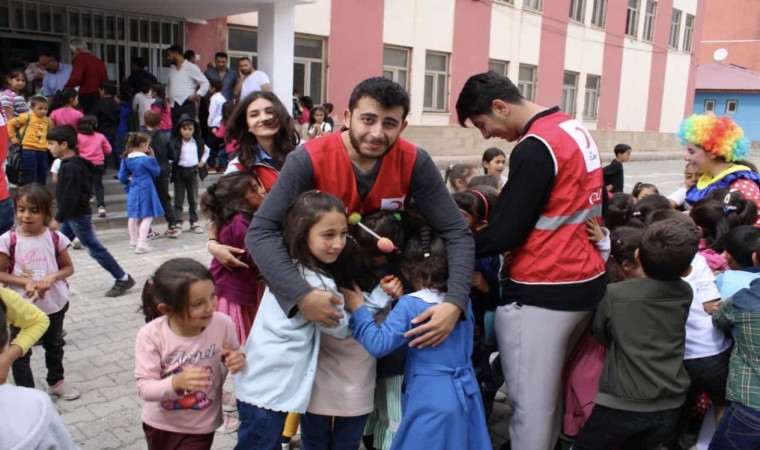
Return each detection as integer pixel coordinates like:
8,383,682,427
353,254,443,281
48,381,81,400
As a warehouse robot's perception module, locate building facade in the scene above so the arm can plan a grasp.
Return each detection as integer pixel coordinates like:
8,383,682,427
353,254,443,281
694,62,760,142
697,0,760,73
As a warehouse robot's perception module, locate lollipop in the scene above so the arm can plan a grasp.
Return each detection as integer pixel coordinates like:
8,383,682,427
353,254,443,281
348,212,398,253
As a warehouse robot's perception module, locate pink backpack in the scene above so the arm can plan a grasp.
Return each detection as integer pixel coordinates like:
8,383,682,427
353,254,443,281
562,328,606,437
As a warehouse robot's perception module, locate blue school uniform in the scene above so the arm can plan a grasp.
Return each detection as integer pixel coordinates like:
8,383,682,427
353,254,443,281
118,152,164,218
350,289,491,450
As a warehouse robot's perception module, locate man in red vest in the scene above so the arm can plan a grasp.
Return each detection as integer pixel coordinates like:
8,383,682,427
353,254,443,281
456,71,607,450
247,77,474,347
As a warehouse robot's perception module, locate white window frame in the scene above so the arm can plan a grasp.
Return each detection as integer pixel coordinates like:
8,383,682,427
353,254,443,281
488,59,509,77
423,51,449,112
583,75,601,120
562,71,579,117
591,0,607,28
625,0,640,37
569,0,585,23
642,1,656,42
524,0,542,12
293,35,326,105
683,14,694,52
518,64,536,102
704,99,715,113
669,9,682,49
726,100,738,115
383,46,410,91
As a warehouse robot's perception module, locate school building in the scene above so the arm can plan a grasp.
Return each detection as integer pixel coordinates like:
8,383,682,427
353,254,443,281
2,0,703,152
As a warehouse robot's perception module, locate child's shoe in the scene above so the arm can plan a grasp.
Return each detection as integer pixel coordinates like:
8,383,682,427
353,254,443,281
164,226,182,238
190,223,204,234
147,229,162,240
134,246,152,254
129,242,137,250
48,381,80,400
72,238,83,250
105,275,136,297
216,413,240,434
97,206,107,217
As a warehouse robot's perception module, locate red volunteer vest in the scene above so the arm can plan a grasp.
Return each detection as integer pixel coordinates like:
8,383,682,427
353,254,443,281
509,111,606,284
306,132,417,214
232,162,279,192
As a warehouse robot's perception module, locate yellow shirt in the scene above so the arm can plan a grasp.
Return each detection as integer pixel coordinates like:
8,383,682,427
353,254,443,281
7,113,50,151
2,287,49,356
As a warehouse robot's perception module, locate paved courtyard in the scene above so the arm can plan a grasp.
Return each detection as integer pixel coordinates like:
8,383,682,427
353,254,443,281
19,158,692,449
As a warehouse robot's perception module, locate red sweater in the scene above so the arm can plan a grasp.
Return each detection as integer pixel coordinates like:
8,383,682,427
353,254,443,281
65,52,107,95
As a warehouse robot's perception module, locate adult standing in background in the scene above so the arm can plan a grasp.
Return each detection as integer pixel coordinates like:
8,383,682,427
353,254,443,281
165,44,209,127
234,57,271,100
37,49,72,100
64,38,108,113
204,51,238,102
456,71,607,450
123,57,157,96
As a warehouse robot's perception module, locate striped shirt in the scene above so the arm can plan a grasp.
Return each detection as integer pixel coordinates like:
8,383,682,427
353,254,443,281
0,89,29,118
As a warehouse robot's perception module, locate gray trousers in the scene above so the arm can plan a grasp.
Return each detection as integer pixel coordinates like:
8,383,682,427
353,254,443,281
495,303,590,450
173,166,199,225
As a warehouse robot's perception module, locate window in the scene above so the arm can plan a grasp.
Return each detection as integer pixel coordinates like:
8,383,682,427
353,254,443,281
625,0,640,37
642,1,656,42
518,64,536,101
569,0,585,22
494,0,514,4
726,100,738,114
228,27,258,69
524,0,542,12
683,14,694,52
584,75,601,120
591,0,607,28
294,36,326,105
669,9,681,49
704,99,715,113
562,72,579,117
424,52,449,112
383,46,410,90
488,59,509,77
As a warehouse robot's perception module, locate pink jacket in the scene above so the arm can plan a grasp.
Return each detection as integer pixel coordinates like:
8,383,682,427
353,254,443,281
77,132,112,165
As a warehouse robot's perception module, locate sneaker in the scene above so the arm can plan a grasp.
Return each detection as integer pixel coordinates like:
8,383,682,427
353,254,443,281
164,226,182,238
105,275,136,297
222,391,237,412
129,242,136,250
216,413,240,434
147,229,162,240
190,223,204,234
97,206,107,217
48,381,80,400
282,442,291,450
72,238,84,250
134,246,152,254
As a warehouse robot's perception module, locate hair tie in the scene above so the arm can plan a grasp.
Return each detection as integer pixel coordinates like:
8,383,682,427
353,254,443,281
470,189,490,219
724,205,738,215
421,226,432,258
632,211,642,218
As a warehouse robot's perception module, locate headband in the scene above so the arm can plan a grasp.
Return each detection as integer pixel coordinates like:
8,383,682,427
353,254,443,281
470,189,490,219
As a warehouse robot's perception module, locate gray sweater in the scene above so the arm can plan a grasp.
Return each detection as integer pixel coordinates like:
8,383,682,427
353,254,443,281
246,144,474,316
593,277,693,412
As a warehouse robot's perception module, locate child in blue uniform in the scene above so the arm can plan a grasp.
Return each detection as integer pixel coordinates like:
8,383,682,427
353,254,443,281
344,226,491,450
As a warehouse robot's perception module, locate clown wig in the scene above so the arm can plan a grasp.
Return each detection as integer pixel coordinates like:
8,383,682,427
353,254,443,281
677,113,751,162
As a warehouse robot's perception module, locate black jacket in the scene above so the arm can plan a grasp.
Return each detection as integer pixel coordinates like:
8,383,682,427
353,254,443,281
603,159,624,193
55,156,93,222
90,97,120,138
147,129,172,178
170,115,207,179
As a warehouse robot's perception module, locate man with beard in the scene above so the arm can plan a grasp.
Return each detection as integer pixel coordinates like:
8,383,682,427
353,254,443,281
235,57,271,100
165,44,209,126
247,77,473,347
204,52,238,102
37,49,72,101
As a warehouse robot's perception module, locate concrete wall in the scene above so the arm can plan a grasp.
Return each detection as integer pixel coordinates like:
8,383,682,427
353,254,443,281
697,0,760,72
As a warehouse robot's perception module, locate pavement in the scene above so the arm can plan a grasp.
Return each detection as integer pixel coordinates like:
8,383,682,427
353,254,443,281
18,158,693,449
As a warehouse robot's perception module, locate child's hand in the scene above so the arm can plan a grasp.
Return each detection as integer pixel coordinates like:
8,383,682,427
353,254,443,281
222,349,246,373
586,219,604,243
36,274,57,295
472,271,490,294
24,279,38,299
339,285,365,313
171,367,212,393
380,275,403,299
703,299,723,315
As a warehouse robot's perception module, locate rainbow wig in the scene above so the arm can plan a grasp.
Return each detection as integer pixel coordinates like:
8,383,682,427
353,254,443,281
677,113,751,162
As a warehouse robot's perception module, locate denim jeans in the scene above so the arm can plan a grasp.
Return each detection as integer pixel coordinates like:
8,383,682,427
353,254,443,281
0,197,14,235
300,412,369,450
235,401,286,450
21,149,49,185
11,302,68,387
59,215,126,280
572,404,681,450
709,402,760,450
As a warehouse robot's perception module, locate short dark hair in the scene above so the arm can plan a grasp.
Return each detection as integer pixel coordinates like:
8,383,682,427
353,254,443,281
614,144,632,155
348,77,410,121
166,44,183,54
14,183,53,226
209,78,223,92
214,52,228,60
144,110,161,128
456,71,524,127
183,50,196,62
639,219,699,281
78,115,98,135
47,125,77,150
323,102,334,113
99,81,117,96
36,47,58,60
29,96,48,108
132,57,147,68
725,225,760,267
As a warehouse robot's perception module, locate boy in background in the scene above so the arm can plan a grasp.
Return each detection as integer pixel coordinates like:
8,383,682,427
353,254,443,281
90,81,121,168
603,144,632,193
170,115,209,234
206,79,225,173
47,125,135,297
573,218,699,449
144,110,180,238
7,96,51,185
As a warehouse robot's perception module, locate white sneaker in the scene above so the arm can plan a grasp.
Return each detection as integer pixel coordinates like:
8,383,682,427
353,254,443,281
134,246,152,254
97,206,107,217
48,381,81,400
72,238,83,250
